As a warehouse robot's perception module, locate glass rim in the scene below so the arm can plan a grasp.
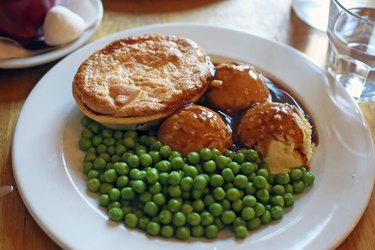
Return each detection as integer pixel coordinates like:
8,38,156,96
333,0,375,25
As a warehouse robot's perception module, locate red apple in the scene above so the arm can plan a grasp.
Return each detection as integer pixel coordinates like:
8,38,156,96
0,0,56,41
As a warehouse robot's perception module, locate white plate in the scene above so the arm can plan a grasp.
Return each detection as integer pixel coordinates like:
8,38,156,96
12,23,375,249
0,0,103,69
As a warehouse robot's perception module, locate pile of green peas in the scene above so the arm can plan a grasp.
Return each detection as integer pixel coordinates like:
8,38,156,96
79,116,315,240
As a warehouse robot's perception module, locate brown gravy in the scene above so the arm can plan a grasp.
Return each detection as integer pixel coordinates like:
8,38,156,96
196,70,318,149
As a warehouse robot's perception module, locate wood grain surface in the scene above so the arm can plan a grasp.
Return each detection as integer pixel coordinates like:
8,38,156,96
0,0,374,249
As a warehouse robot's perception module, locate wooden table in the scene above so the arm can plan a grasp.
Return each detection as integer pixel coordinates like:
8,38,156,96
0,0,374,249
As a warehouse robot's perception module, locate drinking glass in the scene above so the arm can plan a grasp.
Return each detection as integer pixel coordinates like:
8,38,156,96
326,0,375,102
292,0,330,31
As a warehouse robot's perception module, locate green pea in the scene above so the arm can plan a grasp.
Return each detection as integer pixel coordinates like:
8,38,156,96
254,202,266,217
100,183,113,194
293,180,305,194
213,187,226,201
181,203,194,214
139,154,152,167
113,162,129,175
234,174,248,189
245,149,259,162
168,171,182,185
159,210,172,224
192,199,205,212
149,151,161,164
146,168,159,184
186,152,199,165
180,177,193,191
92,135,103,146
271,205,283,220
127,155,140,168
173,212,186,226
221,210,236,224
199,148,212,161
284,183,294,194
205,224,219,239
256,189,269,203
148,139,161,150
226,188,240,202
137,216,150,230
203,160,216,173
93,157,106,170
123,137,136,149
284,193,294,207
99,194,110,207
270,195,285,207
83,162,93,174
187,212,201,226
144,201,159,217
159,145,172,159
257,168,269,179
132,180,146,193
275,173,290,185
208,203,223,217
242,195,257,207
183,165,198,178
193,174,208,190
87,178,100,192
247,217,261,230
103,169,118,183
168,185,182,198
253,176,267,189
203,194,215,206
261,210,272,224
233,152,246,164
234,225,247,238
168,199,182,213
244,182,256,195
81,116,92,127
175,226,190,240
115,144,127,155
79,138,92,151
155,160,171,173
137,191,151,204
158,173,169,186
109,188,121,201
121,187,135,200
124,213,138,228
302,172,315,186
222,168,234,182
108,207,123,221
191,225,204,237
201,211,214,226
220,199,231,210
149,182,162,194
160,225,174,238
290,168,303,180
271,184,286,195
170,156,184,170
240,162,256,176
108,201,121,210
88,121,100,134
241,207,255,221
146,221,160,236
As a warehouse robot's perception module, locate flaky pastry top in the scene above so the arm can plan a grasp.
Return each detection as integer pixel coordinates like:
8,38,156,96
73,34,213,118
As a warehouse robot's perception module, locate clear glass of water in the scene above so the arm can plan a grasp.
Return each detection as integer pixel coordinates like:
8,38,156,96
327,0,375,102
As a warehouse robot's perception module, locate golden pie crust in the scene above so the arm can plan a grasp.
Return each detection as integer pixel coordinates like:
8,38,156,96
72,34,213,129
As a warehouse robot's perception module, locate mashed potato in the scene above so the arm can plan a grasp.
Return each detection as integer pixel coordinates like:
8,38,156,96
237,102,314,174
157,105,233,155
